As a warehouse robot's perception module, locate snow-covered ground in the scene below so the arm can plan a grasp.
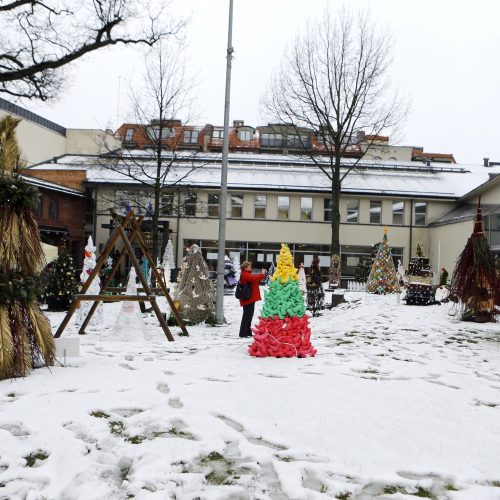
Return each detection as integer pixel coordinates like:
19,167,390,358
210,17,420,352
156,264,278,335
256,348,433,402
1,292,500,500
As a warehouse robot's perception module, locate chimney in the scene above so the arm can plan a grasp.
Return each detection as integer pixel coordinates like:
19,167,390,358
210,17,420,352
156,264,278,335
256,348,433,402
233,120,244,127
483,158,490,167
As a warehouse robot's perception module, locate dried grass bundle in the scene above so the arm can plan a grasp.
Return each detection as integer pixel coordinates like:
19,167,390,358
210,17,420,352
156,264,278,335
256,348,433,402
450,199,497,322
0,114,55,380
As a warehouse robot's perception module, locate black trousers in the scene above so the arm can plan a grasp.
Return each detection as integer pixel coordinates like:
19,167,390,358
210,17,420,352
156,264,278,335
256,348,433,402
239,302,255,337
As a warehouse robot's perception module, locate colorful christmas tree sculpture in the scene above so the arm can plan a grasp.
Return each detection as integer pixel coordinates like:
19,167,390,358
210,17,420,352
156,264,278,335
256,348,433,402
249,244,316,358
405,245,434,305
450,198,498,322
0,116,54,379
366,228,400,294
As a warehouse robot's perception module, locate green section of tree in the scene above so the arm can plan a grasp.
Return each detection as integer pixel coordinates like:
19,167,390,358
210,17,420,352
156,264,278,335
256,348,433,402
261,278,306,319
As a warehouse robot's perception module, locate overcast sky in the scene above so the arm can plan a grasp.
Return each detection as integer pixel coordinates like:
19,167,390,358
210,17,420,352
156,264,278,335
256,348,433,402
28,0,500,165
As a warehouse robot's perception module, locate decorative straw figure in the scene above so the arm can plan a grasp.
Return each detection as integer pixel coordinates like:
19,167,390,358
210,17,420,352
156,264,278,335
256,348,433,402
450,198,498,322
0,116,54,380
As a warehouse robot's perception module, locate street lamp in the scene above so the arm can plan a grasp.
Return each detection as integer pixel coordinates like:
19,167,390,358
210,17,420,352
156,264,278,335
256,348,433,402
215,0,234,325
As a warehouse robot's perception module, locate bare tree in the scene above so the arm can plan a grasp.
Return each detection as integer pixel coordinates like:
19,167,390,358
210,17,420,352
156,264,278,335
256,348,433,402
99,39,204,262
264,8,406,263
0,0,184,100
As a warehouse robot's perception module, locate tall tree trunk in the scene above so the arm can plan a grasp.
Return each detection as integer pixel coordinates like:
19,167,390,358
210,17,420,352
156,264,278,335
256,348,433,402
152,184,161,263
330,162,341,256
152,143,162,264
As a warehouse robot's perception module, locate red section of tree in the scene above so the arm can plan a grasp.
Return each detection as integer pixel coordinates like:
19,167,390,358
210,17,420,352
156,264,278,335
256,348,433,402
248,315,316,358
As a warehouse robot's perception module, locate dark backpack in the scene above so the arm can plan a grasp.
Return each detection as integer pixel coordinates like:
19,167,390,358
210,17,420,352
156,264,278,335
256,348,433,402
235,281,251,300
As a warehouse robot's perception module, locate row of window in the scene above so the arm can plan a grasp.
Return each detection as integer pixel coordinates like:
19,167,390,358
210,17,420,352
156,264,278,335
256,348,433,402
183,239,404,277
32,197,59,220
325,199,427,226
115,191,428,226
124,127,255,145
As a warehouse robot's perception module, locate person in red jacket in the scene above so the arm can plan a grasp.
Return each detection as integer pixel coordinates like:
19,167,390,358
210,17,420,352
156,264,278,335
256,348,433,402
238,261,267,338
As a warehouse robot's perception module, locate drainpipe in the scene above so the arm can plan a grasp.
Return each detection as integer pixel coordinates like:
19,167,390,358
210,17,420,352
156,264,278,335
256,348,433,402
176,188,181,266
409,199,414,262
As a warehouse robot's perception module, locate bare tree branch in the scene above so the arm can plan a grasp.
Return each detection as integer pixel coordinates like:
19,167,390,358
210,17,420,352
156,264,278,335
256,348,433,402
97,39,207,262
263,6,408,257
0,0,185,100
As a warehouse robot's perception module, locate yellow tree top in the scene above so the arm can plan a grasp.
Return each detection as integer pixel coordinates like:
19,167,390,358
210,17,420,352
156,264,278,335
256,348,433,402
271,243,299,282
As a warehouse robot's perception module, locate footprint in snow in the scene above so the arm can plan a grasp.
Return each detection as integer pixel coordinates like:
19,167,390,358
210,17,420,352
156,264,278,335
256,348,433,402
157,382,170,394
110,408,144,417
118,363,138,370
168,397,183,409
216,414,287,451
0,422,30,437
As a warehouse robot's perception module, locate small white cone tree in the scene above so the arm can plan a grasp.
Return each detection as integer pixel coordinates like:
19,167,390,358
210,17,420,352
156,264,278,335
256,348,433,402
111,268,149,341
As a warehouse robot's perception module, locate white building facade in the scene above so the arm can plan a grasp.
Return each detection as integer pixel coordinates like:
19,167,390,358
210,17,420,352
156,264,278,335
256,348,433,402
29,152,500,282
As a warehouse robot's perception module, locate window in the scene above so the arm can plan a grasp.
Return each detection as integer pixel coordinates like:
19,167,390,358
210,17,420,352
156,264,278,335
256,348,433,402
369,200,382,224
161,193,174,215
32,198,42,217
491,214,500,246
212,130,224,141
239,129,252,141
208,193,219,217
115,191,129,212
183,130,199,144
277,196,289,219
231,194,243,218
184,193,197,216
146,126,170,140
324,198,332,222
130,192,149,215
301,197,313,220
392,201,404,225
124,128,134,142
261,133,283,148
254,195,266,218
346,199,358,223
48,199,58,220
287,134,309,149
414,202,427,226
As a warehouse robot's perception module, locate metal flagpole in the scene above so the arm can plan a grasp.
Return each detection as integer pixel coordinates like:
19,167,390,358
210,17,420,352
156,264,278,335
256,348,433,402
215,0,234,325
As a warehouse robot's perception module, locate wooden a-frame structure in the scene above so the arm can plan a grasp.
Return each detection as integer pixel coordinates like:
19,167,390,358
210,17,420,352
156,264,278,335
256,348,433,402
54,210,188,340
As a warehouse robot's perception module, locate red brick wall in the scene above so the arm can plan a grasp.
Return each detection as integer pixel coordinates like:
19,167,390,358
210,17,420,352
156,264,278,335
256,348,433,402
24,170,86,192
35,187,86,268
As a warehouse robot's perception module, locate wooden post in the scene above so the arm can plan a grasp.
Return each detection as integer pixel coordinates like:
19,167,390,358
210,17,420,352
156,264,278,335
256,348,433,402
77,215,144,335
133,227,189,336
53,210,186,341
54,212,134,338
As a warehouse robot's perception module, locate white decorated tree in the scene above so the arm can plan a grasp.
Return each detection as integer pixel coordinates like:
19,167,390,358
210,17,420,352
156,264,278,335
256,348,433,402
232,254,241,283
298,263,307,295
161,238,175,292
162,239,176,269
76,236,103,327
111,268,149,340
